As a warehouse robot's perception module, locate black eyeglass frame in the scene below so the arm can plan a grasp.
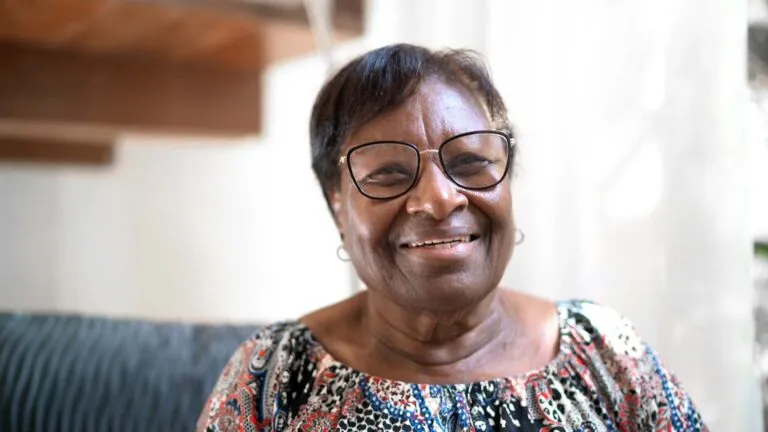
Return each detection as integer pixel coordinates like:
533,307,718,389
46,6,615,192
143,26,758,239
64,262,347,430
338,130,516,200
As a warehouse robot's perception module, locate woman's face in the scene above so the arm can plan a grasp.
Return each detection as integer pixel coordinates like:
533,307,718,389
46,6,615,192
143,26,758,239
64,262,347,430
330,78,515,311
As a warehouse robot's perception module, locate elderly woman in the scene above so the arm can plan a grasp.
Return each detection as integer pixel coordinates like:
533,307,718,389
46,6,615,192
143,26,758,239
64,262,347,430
197,44,706,431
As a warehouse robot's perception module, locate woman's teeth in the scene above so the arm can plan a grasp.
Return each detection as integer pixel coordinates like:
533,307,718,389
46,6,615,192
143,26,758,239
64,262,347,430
407,236,472,248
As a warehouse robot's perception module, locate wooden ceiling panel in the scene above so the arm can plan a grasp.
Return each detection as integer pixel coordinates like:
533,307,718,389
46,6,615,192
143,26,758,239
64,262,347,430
0,0,108,42
152,10,261,63
0,136,115,166
64,3,184,52
0,0,363,71
191,31,264,70
262,20,320,65
0,43,263,136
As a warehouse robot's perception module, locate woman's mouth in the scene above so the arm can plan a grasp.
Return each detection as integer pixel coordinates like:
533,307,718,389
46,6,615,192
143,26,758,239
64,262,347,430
403,235,478,249
399,234,480,263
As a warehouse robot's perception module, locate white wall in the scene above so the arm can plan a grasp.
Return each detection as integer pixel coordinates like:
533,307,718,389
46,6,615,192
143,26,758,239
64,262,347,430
0,48,366,323
750,95,768,240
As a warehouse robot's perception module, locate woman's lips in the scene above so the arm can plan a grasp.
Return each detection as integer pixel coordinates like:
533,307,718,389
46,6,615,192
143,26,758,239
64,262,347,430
404,235,473,248
399,234,480,262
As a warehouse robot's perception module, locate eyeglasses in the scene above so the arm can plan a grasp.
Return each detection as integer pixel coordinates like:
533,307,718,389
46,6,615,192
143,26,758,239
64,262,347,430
338,130,514,200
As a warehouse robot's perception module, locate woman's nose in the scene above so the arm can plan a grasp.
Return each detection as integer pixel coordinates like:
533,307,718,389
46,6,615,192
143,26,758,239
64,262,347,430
404,157,468,219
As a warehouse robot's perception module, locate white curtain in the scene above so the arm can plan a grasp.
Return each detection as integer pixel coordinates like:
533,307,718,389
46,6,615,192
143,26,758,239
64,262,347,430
365,0,762,429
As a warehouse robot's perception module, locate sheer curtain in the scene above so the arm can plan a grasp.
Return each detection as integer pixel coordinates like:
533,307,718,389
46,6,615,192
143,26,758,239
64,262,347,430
366,0,761,429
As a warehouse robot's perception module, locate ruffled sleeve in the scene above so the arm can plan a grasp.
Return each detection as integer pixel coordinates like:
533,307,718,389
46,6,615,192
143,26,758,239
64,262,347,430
196,334,259,431
566,300,708,431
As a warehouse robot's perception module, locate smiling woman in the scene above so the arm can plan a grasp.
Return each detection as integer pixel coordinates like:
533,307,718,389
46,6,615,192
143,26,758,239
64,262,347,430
197,44,708,432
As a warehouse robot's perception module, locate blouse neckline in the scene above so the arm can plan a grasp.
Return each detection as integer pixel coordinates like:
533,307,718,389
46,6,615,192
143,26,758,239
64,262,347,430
294,301,572,388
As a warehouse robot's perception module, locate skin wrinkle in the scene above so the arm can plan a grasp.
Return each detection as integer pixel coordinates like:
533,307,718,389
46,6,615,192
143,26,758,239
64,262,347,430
368,307,503,368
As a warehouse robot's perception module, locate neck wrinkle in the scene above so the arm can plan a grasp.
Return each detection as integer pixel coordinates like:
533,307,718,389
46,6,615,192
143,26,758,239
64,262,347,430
363,289,512,368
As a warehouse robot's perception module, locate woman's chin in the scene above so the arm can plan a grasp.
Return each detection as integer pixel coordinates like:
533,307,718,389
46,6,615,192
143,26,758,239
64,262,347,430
396,279,495,313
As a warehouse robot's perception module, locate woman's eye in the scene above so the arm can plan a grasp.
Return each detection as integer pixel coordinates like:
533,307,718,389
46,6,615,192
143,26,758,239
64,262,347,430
360,165,412,185
447,154,495,174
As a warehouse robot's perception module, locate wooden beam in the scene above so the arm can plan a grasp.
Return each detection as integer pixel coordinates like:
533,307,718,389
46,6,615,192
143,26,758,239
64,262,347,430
0,0,363,71
0,137,114,166
0,119,118,143
125,0,364,34
0,42,263,136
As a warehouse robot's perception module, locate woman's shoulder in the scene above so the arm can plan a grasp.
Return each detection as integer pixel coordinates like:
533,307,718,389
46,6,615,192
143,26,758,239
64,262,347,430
226,320,313,374
557,298,627,324
196,320,315,431
557,299,646,357
555,299,707,430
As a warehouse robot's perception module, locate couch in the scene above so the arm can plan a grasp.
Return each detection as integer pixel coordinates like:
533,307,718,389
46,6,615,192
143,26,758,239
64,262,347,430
0,312,259,431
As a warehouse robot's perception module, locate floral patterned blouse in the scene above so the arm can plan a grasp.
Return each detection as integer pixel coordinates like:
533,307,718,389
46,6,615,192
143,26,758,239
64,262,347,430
197,301,707,431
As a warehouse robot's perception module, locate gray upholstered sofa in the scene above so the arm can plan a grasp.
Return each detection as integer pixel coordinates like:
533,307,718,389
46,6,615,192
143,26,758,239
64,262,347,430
0,312,260,431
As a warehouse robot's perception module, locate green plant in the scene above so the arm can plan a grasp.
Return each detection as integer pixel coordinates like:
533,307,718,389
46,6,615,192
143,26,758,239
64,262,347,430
757,241,768,260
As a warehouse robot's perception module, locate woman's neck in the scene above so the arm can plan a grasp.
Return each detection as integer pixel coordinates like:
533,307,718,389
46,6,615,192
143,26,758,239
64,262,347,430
361,289,516,374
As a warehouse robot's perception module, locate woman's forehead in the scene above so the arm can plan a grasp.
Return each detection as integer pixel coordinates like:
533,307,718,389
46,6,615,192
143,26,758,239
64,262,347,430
344,79,492,149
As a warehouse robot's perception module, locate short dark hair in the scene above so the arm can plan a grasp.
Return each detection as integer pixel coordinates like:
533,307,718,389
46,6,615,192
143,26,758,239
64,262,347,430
309,43,514,209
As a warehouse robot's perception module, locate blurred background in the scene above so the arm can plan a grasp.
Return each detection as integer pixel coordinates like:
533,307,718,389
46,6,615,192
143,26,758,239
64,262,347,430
0,0,765,430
